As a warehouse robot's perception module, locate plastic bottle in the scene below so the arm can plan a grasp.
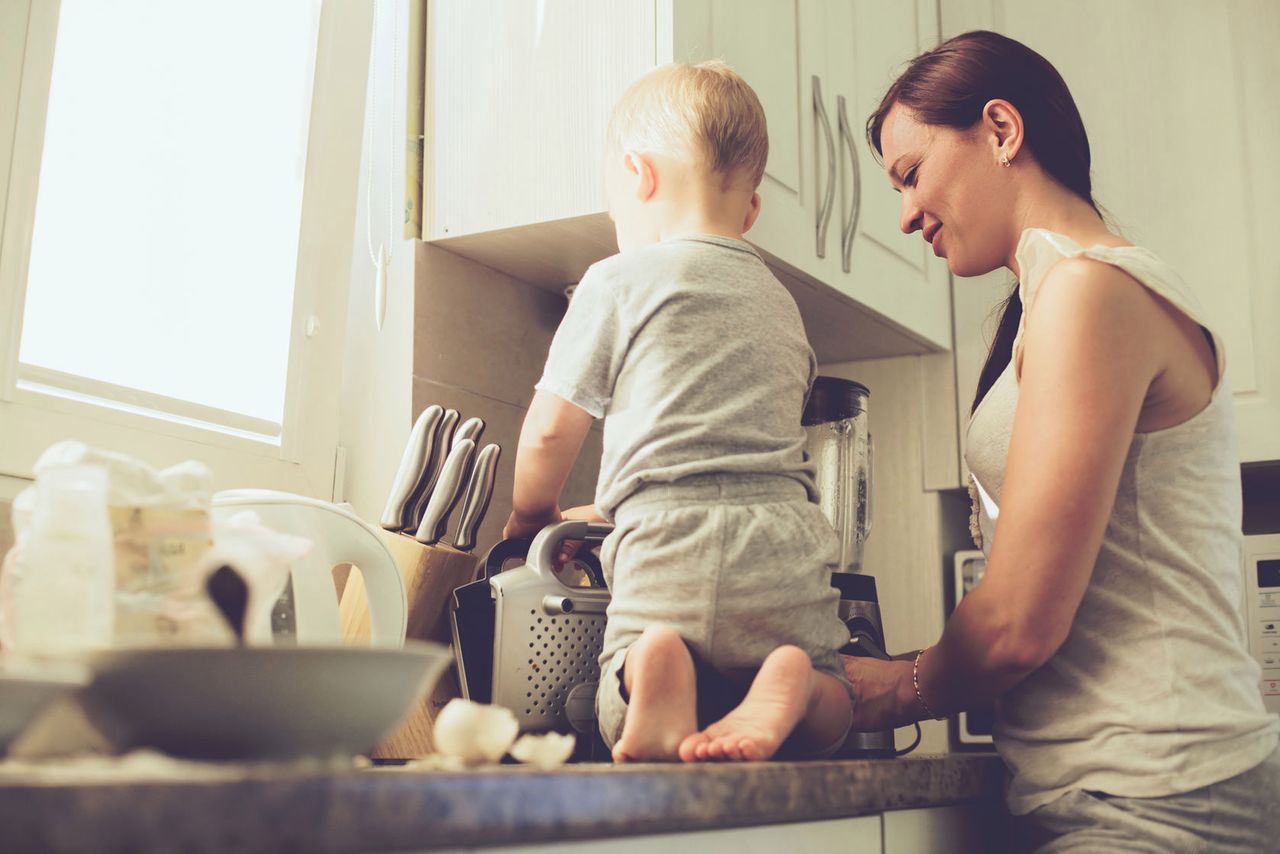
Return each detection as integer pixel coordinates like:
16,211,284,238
13,464,115,654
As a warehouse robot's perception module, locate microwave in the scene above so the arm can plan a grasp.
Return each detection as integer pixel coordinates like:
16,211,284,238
951,549,994,748
1243,533,1280,716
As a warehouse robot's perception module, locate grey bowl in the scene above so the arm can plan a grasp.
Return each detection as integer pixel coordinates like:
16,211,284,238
84,641,450,761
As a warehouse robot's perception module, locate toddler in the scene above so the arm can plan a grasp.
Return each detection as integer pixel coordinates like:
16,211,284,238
504,61,853,762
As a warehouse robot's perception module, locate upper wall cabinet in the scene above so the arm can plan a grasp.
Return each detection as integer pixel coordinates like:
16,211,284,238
669,0,951,350
831,0,953,352
667,1,812,291
424,0,953,355
425,1,655,239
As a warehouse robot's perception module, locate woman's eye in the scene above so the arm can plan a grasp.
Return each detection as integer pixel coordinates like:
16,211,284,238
904,166,918,186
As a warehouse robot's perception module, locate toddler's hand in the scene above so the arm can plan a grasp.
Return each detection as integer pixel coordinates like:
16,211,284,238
503,507,562,541
561,504,606,524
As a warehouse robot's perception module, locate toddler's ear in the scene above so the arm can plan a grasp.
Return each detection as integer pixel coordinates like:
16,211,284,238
624,151,658,203
743,191,763,233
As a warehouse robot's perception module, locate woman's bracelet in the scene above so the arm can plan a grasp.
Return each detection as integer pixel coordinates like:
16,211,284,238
913,647,944,721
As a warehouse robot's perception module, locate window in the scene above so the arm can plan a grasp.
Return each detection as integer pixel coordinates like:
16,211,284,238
0,0,373,496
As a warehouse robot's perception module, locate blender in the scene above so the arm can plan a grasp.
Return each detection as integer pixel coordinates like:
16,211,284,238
803,377,872,573
803,376,894,757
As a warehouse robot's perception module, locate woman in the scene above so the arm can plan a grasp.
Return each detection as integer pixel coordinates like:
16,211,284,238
843,30,1280,851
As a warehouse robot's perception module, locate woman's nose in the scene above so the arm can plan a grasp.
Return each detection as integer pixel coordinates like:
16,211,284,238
899,196,924,235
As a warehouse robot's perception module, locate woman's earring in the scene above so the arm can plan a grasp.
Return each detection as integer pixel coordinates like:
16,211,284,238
999,152,1012,168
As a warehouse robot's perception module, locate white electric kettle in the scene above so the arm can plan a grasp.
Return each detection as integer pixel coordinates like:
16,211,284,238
211,490,407,647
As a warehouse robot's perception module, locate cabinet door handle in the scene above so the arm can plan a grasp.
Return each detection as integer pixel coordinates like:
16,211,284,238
837,95,861,274
813,75,836,259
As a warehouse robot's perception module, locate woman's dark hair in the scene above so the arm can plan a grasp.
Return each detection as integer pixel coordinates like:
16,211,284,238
866,30,1102,413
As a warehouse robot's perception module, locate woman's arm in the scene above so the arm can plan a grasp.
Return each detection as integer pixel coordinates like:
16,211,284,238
849,258,1168,726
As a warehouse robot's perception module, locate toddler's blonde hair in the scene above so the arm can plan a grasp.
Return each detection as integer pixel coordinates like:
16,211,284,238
606,61,768,189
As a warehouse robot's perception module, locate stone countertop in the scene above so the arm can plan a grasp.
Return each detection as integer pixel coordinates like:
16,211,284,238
0,753,1005,853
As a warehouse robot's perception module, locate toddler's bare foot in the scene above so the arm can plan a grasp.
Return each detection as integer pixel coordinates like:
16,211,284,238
678,645,817,762
612,625,698,763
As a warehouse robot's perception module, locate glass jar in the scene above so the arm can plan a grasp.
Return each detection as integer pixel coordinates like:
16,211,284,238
13,464,116,654
803,377,872,573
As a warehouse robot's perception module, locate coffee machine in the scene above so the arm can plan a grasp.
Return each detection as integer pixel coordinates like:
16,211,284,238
803,377,895,757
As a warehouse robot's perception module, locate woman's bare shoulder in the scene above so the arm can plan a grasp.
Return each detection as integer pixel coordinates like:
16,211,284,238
1019,254,1167,385
1033,254,1163,323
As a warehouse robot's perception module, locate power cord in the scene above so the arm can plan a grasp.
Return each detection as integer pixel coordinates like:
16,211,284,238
895,721,924,756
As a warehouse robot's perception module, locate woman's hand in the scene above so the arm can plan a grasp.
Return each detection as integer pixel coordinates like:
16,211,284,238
842,655,921,731
555,504,607,566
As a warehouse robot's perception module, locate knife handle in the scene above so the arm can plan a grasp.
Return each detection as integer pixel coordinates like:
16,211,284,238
379,405,443,530
453,416,485,450
450,417,485,498
407,408,460,531
414,438,475,545
452,443,501,552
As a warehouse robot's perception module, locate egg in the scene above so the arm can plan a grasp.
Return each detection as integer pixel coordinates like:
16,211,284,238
432,699,519,764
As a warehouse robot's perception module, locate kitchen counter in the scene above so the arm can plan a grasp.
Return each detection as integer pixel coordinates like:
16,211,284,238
0,753,1006,852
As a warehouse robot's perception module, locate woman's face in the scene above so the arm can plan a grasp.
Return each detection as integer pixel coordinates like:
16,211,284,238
878,104,1013,277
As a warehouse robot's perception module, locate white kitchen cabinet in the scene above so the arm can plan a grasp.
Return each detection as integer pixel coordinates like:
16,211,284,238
882,803,1009,853
441,814,882,853
439,805,1012,853
670,0,952,350
923,0,1280,487
424,0,953,353
667,1,821,288
425,0,656,240
825,0,953,351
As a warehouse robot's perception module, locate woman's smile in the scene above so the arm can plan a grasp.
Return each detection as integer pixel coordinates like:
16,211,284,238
926,224,944,257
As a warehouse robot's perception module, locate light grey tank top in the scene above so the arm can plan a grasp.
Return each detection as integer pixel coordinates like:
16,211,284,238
966,228,1279,815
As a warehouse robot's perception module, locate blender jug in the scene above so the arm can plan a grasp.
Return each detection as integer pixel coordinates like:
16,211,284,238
805,377,893,757
803,377,872,573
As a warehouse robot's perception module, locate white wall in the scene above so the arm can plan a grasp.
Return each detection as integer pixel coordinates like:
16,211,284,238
337,1,417,521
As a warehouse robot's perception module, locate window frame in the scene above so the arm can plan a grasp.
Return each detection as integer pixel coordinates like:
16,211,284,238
0,0,373,497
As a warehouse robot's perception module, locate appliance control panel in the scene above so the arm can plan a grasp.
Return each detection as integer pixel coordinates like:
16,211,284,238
1245,534,1280,715
952,550,994,747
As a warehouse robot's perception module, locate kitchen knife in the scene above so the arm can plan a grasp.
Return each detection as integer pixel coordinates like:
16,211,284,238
398,406,451,532
448,417,485,514
453,416,484,450
413,438,475,545
451,442,501,552
405,408,459,532
379,405,444,531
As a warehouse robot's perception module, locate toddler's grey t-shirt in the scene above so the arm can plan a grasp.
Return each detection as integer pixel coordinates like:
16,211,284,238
535,234,818,518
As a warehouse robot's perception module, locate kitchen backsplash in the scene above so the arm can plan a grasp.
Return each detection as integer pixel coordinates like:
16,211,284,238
411,244,603,553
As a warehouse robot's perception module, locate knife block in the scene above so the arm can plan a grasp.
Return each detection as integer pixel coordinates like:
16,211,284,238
339,529,479,759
